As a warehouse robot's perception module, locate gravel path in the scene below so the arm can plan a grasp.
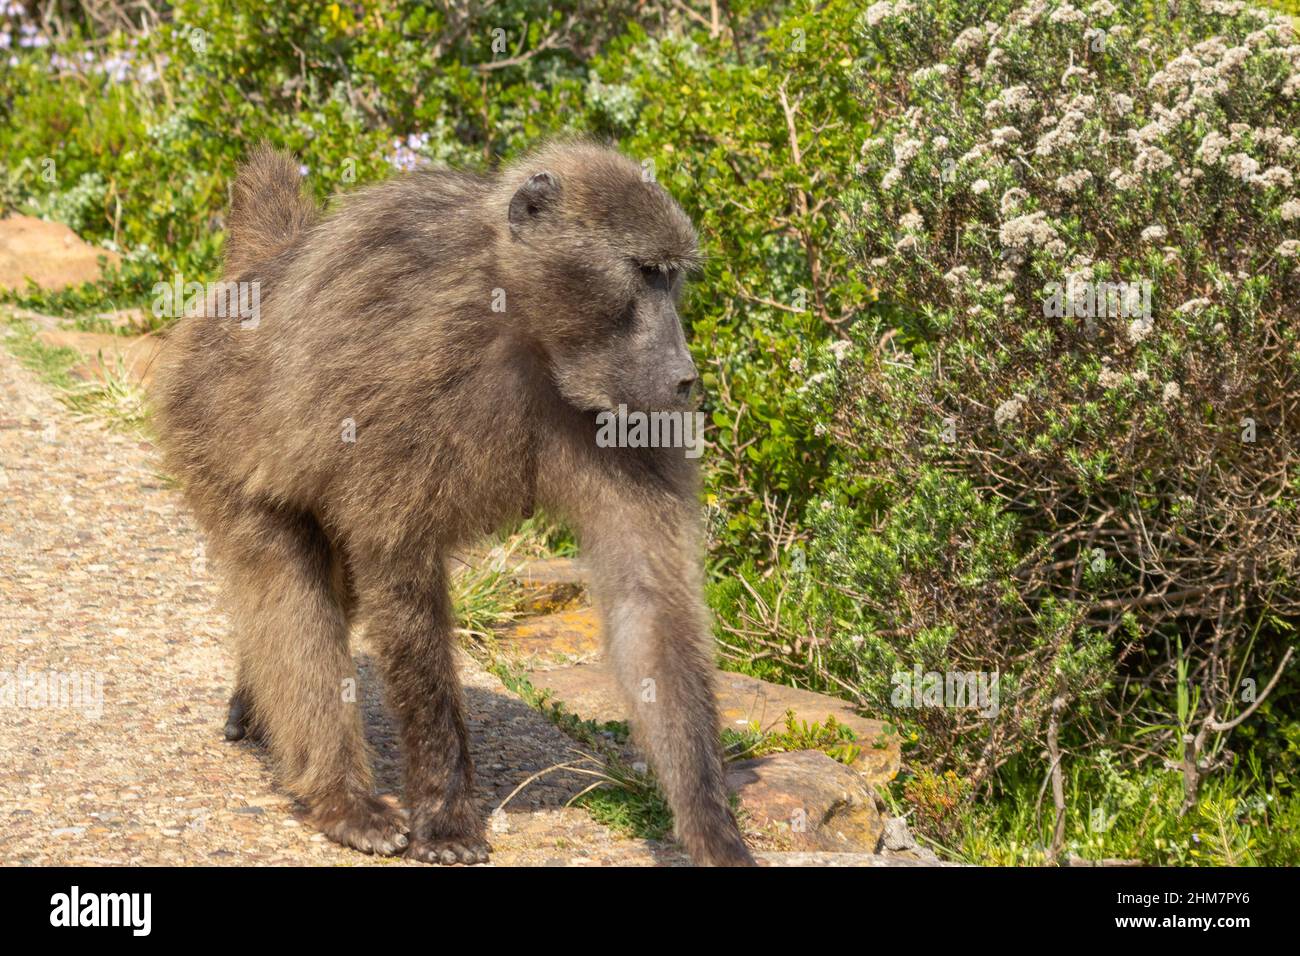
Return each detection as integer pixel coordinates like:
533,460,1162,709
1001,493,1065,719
0,340,677,866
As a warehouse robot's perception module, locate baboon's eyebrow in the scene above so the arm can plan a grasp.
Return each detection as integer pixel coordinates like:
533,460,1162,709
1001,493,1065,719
638,253,703,274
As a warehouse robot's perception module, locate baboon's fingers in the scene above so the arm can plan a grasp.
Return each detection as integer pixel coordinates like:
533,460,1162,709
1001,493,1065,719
405,838,491,866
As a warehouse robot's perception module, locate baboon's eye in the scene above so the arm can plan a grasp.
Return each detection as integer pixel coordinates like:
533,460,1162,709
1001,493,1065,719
639,264,676,290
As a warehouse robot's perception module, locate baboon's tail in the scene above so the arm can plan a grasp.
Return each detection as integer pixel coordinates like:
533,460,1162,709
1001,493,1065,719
224,143,317,277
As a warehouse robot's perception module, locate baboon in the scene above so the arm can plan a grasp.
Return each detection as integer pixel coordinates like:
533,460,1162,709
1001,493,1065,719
152,140,755,866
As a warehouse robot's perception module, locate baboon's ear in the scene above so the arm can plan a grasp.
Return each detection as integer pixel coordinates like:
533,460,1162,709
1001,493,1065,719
508,171,560,237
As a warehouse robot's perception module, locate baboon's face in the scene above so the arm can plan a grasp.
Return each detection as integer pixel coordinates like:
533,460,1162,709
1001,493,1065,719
567,259,698,414
506,157,701,414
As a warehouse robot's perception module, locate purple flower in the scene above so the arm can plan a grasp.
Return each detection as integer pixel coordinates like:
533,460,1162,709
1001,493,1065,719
386,131,429,172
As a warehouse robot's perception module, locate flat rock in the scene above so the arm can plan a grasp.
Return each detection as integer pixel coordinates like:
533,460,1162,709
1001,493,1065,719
513,557,586,612
727,750,884,853
499,607,601,667
0,215,120,292
34,328,163,387
525,663,899,787
515,557,586,587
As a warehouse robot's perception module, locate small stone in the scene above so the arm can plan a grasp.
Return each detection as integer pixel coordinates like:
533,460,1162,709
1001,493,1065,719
880,816,939,862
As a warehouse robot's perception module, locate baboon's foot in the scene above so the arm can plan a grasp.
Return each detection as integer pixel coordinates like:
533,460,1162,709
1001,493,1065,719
405,836,491,865
223,689,256,741
404,801,490,864
309,792,410,856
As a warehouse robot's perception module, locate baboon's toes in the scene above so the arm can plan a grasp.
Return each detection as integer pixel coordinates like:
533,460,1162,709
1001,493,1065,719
405,838,491,866
312,794,410,856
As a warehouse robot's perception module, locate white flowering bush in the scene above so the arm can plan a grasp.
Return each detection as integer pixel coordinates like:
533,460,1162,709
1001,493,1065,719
827,0,1300,785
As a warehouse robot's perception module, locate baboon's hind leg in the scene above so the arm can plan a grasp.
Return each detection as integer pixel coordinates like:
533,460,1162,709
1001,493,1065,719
219,505,407,856
223,542,352,743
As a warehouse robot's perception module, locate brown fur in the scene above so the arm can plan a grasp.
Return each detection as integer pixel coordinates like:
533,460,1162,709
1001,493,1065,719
152,139,754,866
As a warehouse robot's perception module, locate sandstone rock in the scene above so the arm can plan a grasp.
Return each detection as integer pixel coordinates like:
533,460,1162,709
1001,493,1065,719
727,750,884,853
713,670,899,785
525,662,899,787
0,215,120,292
498,607,602,667
524,661,624,722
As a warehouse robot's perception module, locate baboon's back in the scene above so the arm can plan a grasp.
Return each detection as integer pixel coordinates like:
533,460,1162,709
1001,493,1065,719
153,151,509,535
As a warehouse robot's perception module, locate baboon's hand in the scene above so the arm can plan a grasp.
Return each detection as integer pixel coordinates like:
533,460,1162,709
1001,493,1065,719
405,837,491,866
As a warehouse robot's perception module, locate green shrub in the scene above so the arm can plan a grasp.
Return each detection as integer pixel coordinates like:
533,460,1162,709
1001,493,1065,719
829,0,1300,788
0,0,649,317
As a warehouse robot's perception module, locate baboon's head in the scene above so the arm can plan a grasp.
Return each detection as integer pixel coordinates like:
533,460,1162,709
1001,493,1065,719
499,141,701,414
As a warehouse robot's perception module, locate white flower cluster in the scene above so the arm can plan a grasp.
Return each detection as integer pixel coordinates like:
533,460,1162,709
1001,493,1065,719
984,85,1035,120
862,0,1299,318
994,393,1028,427
1048,4,1086,25
953,26,985,57
999,212,1062,256
865,0,914,27
1034,108,1089,159
1055,169,1092,194
1098,367,1125,389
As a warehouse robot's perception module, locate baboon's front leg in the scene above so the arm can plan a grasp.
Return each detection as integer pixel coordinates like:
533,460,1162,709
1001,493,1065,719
361,558,489,865
583,496,755,866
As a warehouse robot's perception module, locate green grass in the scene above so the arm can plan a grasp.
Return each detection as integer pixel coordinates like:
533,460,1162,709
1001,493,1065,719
3,313,149,433
722,709,863,766
449,547,526,640
490,663,674,840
